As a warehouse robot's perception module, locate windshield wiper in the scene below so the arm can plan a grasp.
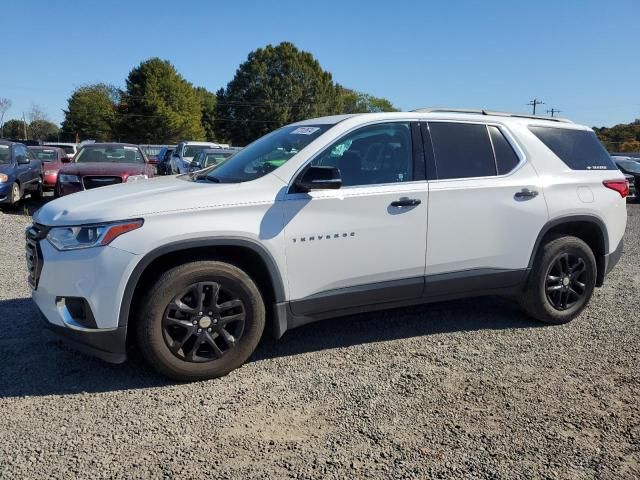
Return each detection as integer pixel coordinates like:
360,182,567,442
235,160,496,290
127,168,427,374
190,172,220,182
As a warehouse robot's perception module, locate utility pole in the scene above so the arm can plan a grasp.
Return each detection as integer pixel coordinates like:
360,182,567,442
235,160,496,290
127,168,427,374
527,98,545,115
22,113,28,140
546,108,561,117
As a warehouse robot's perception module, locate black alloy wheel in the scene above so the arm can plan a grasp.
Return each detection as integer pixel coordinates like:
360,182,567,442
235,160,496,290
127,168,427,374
544,253,588,311
162,281,246,362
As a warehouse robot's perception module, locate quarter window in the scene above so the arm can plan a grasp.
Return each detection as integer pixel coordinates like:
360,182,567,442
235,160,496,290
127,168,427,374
311,123,413,187
429,123,497,179
488,126,520,174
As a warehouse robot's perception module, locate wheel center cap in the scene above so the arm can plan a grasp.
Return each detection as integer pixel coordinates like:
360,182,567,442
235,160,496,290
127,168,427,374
199,316,212,328
562,277,570,286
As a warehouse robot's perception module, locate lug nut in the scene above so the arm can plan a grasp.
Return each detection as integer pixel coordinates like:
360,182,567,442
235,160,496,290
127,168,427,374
192,320,197,325
198,312,203,315
197,328,202,333
208,312,213,315
207,328,211,332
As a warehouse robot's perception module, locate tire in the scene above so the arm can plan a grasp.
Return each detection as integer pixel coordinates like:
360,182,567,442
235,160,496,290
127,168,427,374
136,260,265,381
9,182,21,206
31,178,43,200
519,235,596,325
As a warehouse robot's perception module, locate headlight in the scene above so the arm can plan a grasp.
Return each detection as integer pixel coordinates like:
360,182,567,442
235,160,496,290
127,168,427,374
0,174,8,183
44,170,58,176
126,175,148,183
47,219,143,251
59,174,80,183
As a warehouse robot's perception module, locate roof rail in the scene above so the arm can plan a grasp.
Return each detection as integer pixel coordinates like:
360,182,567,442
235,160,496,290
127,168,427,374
410,107,572,123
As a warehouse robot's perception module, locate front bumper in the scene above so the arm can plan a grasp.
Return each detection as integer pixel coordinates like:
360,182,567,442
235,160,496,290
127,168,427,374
0,182,11,203
30,234,141,363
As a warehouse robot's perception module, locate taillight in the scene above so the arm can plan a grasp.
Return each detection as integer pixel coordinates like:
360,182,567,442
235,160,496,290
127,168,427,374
603,179,629,198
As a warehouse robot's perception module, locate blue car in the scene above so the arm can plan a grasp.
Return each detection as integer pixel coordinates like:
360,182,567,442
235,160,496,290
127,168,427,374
0,140,43,207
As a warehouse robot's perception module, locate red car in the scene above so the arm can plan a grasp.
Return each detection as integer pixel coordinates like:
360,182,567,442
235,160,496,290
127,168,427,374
56,143,154,197
28,146,68,191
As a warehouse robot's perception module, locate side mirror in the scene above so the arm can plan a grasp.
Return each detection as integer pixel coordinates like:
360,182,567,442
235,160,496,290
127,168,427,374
17,155,30,165
295,166,342,192
61,157,72,163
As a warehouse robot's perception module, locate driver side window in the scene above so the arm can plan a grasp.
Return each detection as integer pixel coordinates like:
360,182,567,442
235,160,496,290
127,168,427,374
311,123,413,187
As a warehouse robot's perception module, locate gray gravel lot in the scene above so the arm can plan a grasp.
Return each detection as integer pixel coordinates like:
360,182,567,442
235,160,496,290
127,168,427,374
0,196,638,479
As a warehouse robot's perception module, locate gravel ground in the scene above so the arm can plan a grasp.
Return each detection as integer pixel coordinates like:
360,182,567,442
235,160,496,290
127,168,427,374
0,196,638,479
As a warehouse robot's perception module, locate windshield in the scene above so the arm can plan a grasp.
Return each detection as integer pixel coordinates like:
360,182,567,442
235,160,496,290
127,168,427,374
46,145,74,154
618,159,640,174
203,152,232,168
0,145,9,164
184,145,212,158
31,149,58,162
204,125,330,182
75,145,144,164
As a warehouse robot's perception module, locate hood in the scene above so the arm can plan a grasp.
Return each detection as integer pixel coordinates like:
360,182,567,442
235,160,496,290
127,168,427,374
60,162,147,177
0,163,13,174
33,174,285,226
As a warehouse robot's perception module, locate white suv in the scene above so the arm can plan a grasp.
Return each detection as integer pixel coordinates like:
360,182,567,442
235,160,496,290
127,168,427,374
170,141,221,174
28,110,628,380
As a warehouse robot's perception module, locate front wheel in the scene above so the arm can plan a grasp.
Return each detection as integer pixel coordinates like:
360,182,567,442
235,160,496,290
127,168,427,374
519,235,596,325
136,261,265,381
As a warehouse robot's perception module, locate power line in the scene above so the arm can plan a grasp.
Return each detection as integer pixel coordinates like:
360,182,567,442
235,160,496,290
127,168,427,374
546,108,561,117
527,98,545,115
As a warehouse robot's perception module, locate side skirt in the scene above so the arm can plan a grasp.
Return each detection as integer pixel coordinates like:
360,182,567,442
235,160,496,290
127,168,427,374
273,268,528,338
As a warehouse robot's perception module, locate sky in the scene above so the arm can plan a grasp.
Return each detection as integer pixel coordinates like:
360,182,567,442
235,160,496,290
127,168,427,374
2,0,639,128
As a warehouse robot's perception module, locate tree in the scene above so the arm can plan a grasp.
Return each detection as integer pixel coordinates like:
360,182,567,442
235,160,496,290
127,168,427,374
337,87,398,114
121,58,204,143
595,119,640,152
29,120,59,141
0,98,11,138
2,119,27,140
215,42,342,145
194,87,217,142
61,83,120,142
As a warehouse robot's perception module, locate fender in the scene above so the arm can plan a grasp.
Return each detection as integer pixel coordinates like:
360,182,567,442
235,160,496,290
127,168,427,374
117,237,286,327
527,214,609,272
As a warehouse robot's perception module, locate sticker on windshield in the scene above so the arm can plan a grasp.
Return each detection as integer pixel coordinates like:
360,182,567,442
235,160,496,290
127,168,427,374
0,145,8,149
290,127,320,135
124,146,137,150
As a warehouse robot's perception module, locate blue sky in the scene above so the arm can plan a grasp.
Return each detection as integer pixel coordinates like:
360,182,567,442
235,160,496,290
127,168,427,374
2,0,639,128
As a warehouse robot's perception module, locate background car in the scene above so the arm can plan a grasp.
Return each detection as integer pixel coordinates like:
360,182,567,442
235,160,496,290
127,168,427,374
171,141,221,174
56,143,154,196
613,156,640,202
0,141,43,206
28,146,68,192
43,142,78,161
187,148,237,172
157,147,175,175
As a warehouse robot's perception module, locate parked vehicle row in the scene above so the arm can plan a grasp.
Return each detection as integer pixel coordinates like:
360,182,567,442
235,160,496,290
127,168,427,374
612,155,640,201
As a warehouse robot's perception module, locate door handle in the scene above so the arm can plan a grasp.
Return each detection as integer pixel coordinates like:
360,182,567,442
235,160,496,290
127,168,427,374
390,198,422,207
514,188,539,199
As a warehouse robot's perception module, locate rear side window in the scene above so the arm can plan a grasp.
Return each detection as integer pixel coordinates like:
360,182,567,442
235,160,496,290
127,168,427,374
488,126,520,174
529,126,616,170
429,123,496,179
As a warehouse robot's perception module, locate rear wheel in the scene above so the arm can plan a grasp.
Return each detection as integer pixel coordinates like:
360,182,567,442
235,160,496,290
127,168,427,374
31,178,43,200
136,261,265,381
519,235,596,324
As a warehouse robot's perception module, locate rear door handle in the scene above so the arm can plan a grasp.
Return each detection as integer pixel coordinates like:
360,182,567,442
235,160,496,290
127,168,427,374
514,188,539,199
390,198,422,207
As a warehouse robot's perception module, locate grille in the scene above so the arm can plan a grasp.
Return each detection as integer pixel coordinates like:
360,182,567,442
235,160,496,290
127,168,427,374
25,224,49,289
82,176,123,190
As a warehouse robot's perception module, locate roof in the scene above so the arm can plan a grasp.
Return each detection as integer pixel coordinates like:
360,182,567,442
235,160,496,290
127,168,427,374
293,109,589,130
78,142,141,148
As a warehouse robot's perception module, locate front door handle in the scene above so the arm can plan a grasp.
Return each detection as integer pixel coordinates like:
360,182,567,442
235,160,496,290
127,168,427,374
514,188,539,199
390,198,422,207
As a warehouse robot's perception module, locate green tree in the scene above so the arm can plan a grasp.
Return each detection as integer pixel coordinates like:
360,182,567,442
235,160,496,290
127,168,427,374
61,84,120,142
215,42,342,145
29,120,59,141
594,119,640,152
2,119,27,140
337,86,398,113
194,87,217,142
121,58,204,143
